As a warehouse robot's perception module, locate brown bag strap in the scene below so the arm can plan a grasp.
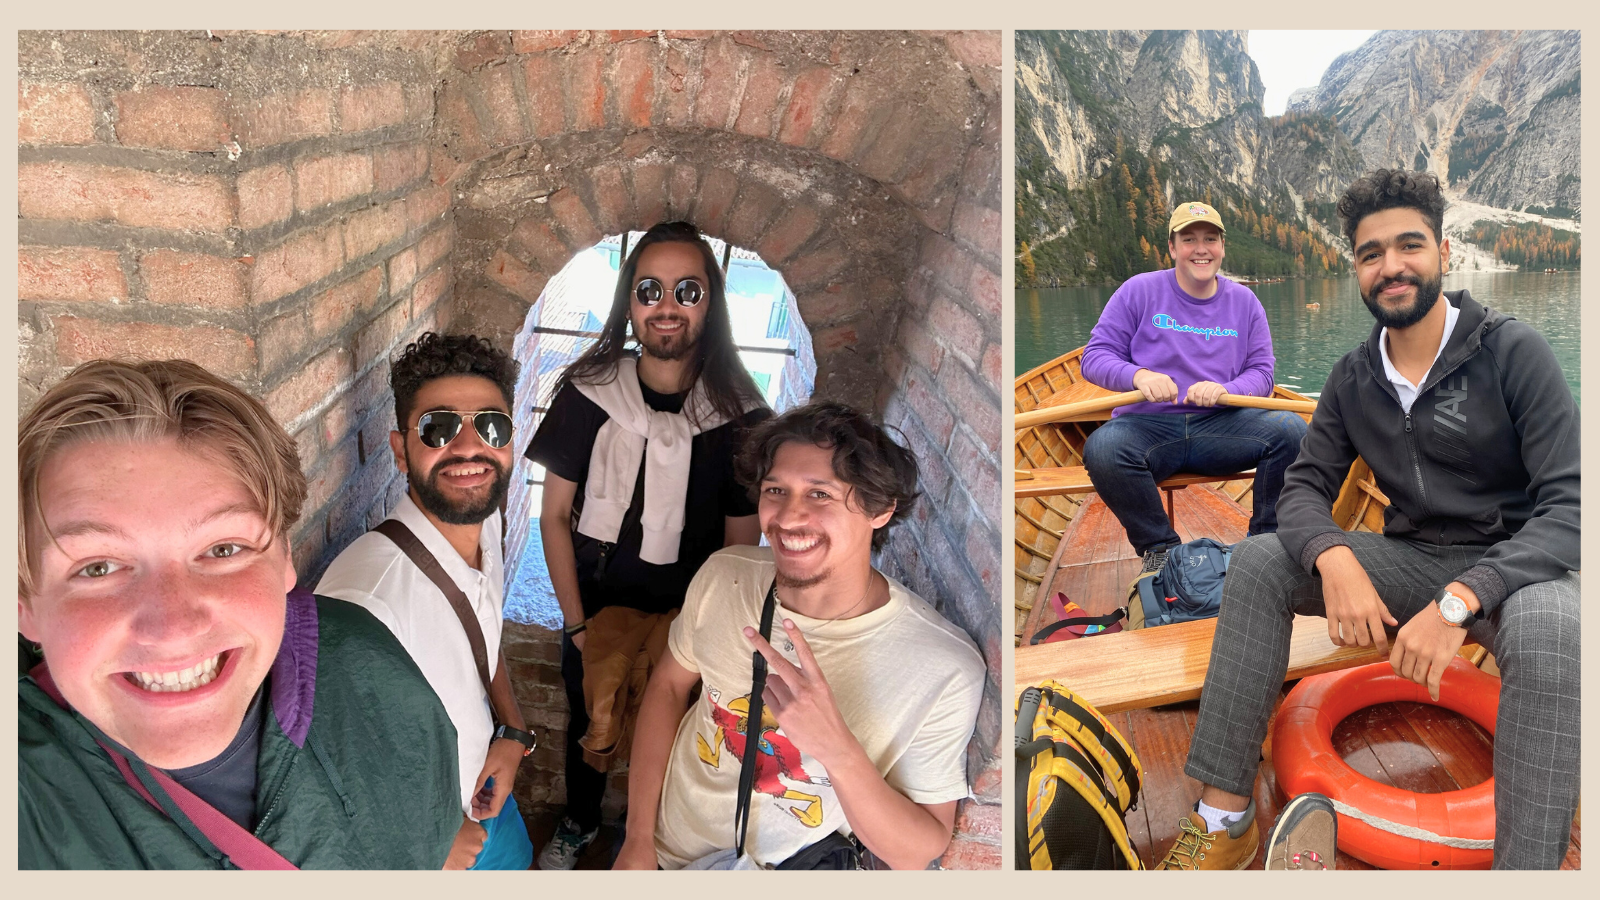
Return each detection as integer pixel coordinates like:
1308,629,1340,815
373,519,498,722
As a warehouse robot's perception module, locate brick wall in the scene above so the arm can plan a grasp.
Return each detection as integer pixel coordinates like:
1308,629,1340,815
873,34,1006,869
18,29,1002,869
18,30,452,588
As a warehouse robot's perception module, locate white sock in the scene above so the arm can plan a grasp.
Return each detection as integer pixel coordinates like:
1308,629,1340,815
1196,799,1243,834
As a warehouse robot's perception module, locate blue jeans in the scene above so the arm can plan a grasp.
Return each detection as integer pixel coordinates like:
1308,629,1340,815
1081,408,1308,555
469,790,534,870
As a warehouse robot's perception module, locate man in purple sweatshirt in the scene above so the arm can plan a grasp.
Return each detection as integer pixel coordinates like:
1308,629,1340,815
1080,202,1307,567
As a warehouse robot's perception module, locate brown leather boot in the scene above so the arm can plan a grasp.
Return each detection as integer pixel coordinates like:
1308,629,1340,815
1156,800,1258,870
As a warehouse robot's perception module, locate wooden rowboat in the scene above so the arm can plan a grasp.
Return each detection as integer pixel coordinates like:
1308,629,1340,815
1014,347,1388,644
1012,346,1581,870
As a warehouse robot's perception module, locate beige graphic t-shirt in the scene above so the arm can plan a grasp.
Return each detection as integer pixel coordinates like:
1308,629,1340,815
654,546,986,869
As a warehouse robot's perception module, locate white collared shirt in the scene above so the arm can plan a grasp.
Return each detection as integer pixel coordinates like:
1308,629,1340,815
1379,300,1461,414
316,493,505,816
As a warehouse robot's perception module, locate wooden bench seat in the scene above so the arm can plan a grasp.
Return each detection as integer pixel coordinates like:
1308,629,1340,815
1014,615,1454,714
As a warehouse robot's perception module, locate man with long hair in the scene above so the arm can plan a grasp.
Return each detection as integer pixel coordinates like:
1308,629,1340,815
525,221,771,868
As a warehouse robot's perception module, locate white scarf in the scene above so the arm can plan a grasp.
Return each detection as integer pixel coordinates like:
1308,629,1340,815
573,356,748,565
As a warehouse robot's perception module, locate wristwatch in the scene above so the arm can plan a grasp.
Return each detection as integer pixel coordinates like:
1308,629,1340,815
494,724,538,757
1433,586,1480,628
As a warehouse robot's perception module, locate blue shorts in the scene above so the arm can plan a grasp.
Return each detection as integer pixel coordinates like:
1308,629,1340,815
468,792,534,870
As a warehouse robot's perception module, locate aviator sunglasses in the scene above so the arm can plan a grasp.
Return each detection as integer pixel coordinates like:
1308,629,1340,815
634,276,706,307
415,409,515,449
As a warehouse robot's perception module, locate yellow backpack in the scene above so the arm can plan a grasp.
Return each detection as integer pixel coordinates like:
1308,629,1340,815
1015,681,1145,869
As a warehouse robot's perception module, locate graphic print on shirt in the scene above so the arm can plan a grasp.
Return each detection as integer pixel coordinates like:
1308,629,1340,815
695,687,830,827
1150,314,1240,341
1431,374,1476,485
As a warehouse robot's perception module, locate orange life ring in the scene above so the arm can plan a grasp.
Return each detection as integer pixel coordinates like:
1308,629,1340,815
1271,659,1500,870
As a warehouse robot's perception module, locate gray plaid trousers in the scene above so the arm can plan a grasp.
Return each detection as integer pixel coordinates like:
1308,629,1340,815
1184,533,1580,869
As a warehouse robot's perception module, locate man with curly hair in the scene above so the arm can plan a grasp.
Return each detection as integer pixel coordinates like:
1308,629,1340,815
612,402,984,870
1157,170,1580,870
318,332,536,870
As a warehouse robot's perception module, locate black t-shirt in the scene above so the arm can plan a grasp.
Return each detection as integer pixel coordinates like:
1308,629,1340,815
526,379,770,617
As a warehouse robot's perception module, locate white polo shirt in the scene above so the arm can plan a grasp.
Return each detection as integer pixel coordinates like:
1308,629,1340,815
316,493,505,817
1379,300,1461,414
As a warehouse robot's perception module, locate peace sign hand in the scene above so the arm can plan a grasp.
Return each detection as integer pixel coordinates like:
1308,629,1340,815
744,620,858,770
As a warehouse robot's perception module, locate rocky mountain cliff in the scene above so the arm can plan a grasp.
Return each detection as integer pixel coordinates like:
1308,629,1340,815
1017,30,1579,287
1017,30,1362,286
1288,30,1580,217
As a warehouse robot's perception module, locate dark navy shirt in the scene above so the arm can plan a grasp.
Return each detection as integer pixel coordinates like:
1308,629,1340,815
165,685,267,830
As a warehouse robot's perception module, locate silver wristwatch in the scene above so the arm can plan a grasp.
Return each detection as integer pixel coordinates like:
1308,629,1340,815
1433,587,1476,627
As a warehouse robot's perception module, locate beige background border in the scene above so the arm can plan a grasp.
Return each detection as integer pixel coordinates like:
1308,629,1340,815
4,1,1594,895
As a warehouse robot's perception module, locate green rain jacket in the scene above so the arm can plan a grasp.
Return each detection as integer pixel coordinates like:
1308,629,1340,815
19,591,461,869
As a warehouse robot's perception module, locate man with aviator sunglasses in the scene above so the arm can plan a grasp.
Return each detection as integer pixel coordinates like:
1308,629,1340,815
319,333,536,870
527,221,771,868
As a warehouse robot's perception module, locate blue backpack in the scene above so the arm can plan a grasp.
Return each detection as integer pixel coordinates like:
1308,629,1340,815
1128,538,1232,629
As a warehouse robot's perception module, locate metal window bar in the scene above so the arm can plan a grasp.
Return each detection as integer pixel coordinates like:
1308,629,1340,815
529,325,796,355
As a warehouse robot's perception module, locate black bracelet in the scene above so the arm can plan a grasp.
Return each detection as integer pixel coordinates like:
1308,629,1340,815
564,620,587,636
494,724,537,754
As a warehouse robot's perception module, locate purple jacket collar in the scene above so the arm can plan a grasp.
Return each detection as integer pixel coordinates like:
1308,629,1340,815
269,587,319,747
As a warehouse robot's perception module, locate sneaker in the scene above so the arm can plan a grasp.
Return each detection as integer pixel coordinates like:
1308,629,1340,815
1265,792,1337,870
537,816,598,870
1156,800,1258,870
1139,546,1170,575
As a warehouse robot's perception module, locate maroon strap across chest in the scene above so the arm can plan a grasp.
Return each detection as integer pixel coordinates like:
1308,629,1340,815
30,663,298,870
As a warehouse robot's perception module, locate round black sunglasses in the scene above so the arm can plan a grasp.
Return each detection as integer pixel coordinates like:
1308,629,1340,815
416,410,515,449
634,276,705,307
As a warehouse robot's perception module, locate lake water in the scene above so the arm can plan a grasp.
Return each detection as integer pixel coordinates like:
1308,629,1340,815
1015,271,1580,403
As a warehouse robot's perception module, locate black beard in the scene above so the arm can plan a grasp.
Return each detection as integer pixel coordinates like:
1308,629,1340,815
1361,270,1443,329
636,316,704,361
406,450,509,525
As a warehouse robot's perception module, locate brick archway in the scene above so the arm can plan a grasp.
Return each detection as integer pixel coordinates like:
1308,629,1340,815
433,31,994,415
449,128,920,410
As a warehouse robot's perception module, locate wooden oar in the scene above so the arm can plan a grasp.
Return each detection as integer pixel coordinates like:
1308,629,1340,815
1013,390,1143,430
1015,389,1315,430
1218,393,1317,414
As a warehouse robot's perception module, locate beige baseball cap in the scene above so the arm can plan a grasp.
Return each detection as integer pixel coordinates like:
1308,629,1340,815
1169,201,1226,235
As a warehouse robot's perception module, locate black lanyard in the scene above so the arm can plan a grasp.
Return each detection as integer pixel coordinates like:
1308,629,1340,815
733,580,779,858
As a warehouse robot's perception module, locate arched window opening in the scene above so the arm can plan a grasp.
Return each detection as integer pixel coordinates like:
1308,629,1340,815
503,234,817,625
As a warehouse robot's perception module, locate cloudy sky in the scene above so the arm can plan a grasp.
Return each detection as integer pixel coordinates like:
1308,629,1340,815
1248,31,1377,115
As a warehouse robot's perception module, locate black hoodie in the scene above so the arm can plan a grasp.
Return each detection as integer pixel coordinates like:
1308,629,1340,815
1276,290,1580,614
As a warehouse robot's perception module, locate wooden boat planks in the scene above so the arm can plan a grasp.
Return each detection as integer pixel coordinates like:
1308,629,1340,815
1013,615,1386,714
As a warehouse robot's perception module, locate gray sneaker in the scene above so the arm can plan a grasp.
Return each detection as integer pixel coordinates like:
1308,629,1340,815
1265,792,1338,870
537,816,599,870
